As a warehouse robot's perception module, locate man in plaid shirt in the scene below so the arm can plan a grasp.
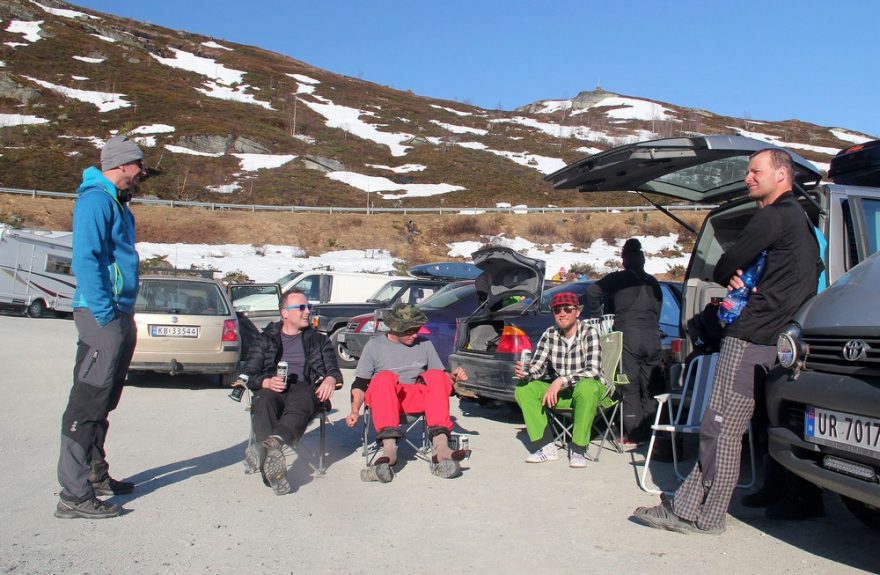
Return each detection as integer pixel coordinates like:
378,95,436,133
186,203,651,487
513,291,604,468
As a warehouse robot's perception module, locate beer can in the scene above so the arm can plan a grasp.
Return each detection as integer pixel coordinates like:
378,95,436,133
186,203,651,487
459,435,469,452
277,361,289,390
520,349,532,366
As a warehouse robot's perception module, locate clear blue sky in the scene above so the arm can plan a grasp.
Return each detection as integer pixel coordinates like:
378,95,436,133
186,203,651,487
71,1,880,137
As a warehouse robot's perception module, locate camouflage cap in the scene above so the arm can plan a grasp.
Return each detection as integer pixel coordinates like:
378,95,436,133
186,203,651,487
385,303,428,333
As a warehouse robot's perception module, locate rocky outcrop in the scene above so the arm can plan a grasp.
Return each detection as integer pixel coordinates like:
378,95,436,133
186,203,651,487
301,155,344,172
175,135,269,155
0,73,41,105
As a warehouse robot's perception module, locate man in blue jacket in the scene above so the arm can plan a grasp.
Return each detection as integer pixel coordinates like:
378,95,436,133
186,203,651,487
56,135,145,519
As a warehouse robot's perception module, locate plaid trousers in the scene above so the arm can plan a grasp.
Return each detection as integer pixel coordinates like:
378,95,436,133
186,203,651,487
672,337,777,530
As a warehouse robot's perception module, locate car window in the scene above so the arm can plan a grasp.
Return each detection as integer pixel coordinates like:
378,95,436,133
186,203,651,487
368,281,406,303
858,197,880,256
293,275,321,301
659,284,679,331
402,285,438,305
420,285,476,309
136,279,229,315
276,271,302,287
655,156,749,194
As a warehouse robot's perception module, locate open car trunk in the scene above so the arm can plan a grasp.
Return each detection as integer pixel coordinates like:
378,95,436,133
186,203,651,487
455,247,545,355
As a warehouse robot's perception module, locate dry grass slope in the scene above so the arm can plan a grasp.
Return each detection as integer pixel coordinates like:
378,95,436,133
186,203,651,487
0,195,704,280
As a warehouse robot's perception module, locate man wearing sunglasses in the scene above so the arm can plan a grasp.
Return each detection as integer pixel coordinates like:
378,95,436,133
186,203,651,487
240,289,342,495
345,303,469,481
56,135,146,519
513,291,604,468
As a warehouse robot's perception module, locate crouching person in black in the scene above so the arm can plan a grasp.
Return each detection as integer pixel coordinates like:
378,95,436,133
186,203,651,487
242,289,342,495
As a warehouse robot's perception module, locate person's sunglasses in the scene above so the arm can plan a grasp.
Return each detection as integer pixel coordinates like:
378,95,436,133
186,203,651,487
551,305,578,315
284,303,313,312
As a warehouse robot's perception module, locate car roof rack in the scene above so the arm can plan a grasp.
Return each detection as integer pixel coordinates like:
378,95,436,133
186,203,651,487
141,268,216,279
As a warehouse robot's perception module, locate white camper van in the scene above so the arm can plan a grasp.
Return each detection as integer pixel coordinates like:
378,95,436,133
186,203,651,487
0,228,76,317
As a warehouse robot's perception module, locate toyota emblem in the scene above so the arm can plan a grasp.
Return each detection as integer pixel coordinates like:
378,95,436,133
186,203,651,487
842,339,868,362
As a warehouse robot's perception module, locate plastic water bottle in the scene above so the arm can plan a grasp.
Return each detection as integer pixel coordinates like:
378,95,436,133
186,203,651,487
717,250,768,326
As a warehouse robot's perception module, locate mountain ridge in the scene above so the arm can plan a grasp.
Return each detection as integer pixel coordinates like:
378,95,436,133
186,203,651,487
0,0,874,210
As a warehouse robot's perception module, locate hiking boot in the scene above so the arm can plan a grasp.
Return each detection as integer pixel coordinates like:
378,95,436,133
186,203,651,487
260,436,290,496
633,500,725,535
432,459,462,479
360,462,394,483
525,443,559,463
90,477,135,497
569,451,588,468
54,497,122,519
243,444,261,474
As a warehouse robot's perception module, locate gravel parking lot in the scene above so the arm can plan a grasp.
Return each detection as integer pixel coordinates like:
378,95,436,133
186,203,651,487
1,313,878,574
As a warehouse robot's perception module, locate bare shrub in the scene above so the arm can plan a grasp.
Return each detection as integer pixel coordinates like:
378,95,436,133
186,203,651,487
603,259,622,272
666,264,686,280
438,217,481,238
599,224,626,244
222,269,250,284
527,220,556,240
569,226,595,247
640,216,675,237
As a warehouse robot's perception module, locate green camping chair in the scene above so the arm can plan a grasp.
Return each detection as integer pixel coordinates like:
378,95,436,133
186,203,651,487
547,330,629,461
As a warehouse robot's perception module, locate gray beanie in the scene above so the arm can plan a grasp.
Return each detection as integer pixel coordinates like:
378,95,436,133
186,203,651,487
101,135,143,171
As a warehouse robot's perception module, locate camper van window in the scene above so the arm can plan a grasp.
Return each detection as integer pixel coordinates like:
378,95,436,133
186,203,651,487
46,255,72,276
860,198,880,255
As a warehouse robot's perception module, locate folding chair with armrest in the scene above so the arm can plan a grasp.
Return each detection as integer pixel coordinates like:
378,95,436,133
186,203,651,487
547,330,630,461
362,407,431,467
235,381,343,477
636,352,756,494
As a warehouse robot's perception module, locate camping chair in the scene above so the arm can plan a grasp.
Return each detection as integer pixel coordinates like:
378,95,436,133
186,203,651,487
547,330,630,462
235,383,339,477
362,406,433,468
636,352,756,494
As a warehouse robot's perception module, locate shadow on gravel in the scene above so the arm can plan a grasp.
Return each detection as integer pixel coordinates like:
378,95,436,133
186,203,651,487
121,442,245,502
626,444,880,573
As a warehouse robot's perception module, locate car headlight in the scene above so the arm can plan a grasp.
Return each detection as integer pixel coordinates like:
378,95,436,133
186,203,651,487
776,324,804,369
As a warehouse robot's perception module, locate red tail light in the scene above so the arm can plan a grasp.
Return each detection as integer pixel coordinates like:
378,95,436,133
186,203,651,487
222,319,239,342
670,337,684,363
496,326,532,354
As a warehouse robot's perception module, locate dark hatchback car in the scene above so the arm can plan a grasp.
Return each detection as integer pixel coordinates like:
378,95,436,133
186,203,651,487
449,278,681,402
766,250,880,529
339,280,480,369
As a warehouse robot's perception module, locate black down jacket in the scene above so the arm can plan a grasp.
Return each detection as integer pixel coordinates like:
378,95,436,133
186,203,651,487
242,321,343,391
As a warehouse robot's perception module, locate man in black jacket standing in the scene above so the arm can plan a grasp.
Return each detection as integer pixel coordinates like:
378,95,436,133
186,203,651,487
633,148,820,534
242,289,342,495
586,238,662,444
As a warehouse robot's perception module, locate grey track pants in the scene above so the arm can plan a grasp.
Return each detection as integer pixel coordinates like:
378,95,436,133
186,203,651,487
58,309,136,502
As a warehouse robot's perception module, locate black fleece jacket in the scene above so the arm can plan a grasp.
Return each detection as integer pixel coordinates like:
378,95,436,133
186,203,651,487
242,321,343,391
713,192,819,345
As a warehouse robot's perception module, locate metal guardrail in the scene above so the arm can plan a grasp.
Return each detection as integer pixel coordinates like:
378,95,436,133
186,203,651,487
0,186,713,215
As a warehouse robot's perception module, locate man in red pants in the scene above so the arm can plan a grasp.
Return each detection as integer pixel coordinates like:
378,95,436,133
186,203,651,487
345,303,469,481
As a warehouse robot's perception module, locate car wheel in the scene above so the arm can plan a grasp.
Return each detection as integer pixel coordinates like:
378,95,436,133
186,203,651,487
26,299,45,318
841,495,880,530
331,328,358,369
219,372,238,388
